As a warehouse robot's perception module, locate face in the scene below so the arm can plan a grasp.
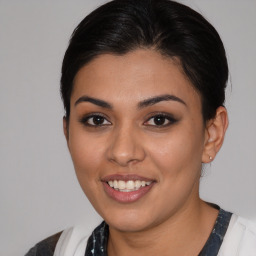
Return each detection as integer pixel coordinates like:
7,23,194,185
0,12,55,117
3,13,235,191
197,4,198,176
65,49,208,232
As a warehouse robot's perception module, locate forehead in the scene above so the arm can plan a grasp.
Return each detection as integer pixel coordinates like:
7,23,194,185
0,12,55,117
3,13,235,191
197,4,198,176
72,49,201,109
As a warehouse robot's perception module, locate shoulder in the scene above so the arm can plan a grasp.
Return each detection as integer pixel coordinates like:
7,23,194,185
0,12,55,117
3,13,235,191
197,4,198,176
53,221,106,256
52,224,96,256
25,221,102,256
25,231,63,256
218,214,256,255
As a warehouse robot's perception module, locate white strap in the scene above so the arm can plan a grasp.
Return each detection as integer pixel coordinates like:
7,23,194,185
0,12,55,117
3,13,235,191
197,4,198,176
53,226,90,256
218,215,256,256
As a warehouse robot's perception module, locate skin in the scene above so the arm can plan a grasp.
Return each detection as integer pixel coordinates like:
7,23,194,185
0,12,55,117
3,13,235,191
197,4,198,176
64,49,228,255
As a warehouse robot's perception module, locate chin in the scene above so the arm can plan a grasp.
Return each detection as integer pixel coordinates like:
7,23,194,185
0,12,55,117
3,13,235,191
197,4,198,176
102,208,158,233
108,219,151,233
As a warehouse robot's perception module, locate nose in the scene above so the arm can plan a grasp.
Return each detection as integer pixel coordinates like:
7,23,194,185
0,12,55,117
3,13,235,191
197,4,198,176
106,125,146,167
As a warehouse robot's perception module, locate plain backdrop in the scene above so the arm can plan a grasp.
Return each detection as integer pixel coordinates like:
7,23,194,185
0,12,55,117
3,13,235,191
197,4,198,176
0,0,256,255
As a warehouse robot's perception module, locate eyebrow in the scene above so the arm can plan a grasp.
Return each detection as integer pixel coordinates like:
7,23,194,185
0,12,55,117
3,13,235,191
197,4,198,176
74,94,186,109
138,94,187,109
75,96,112,109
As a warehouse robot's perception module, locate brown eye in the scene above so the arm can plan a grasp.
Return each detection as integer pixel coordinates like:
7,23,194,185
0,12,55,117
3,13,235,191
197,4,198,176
80,114,111,126
90,116,105,125
153,116,167,125
144,114,176,127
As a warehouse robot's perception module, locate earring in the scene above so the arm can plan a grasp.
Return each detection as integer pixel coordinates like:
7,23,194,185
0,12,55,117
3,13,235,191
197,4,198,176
209,156,213,160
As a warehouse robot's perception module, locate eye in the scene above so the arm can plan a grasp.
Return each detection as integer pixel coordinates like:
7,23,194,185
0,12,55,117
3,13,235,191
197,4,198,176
144,114,176,127
80,114,111,127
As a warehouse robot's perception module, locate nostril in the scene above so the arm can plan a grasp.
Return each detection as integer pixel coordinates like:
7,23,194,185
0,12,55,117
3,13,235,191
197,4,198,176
107,142,146,166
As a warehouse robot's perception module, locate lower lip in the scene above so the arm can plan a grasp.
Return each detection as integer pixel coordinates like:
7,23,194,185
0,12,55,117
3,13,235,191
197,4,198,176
102,182,155,203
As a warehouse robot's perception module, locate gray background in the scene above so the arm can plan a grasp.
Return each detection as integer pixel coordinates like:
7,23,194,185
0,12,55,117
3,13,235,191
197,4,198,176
0,0,255,255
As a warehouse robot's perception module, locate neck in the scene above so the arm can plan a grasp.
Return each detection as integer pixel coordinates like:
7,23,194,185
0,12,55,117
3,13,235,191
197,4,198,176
107,199,218,256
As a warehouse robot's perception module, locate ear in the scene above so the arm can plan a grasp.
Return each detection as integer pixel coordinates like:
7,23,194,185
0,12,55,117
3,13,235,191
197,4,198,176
202,106,229,163
63,116,69,143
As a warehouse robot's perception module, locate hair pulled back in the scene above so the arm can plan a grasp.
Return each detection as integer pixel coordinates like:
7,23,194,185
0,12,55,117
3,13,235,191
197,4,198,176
61,0,228,122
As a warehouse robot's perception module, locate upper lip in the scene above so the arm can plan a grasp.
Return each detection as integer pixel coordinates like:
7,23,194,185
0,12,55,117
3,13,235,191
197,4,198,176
101,174,155,182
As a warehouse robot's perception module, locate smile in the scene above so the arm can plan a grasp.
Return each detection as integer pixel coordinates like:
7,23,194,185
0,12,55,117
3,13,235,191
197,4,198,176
102,174,155,203
107,180,152,192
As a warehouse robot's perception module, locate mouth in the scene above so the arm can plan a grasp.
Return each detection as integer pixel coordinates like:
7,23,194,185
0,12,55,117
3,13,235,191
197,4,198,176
101,174,155,203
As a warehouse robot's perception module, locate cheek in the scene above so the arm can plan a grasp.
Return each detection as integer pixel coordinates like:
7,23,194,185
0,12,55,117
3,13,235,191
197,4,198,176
68,128,106,180
146,125,204,179
143,128,204,213
67,130,107,207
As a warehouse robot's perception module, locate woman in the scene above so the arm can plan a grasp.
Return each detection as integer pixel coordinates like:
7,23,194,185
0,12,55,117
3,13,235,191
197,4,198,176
25,0,256,255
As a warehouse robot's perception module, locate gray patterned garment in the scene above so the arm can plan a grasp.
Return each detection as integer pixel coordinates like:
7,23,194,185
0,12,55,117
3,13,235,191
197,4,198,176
25,208,232,256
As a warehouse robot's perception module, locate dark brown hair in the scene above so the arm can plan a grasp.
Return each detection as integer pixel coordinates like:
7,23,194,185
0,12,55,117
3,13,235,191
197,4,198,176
61,0,228,122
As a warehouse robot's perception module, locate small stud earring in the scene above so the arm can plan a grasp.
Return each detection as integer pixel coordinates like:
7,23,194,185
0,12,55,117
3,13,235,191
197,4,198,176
209,156,213,160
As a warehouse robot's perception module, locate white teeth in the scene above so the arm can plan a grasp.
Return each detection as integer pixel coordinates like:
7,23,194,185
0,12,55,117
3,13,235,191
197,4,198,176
118,180,126,190
107,179,152,192
126,180,135,189
135,180,141,189
113,180,118,189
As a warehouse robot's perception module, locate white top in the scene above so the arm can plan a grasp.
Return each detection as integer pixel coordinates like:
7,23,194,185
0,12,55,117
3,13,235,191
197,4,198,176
53,224,90,256
54,215,256,256
218,215,256,255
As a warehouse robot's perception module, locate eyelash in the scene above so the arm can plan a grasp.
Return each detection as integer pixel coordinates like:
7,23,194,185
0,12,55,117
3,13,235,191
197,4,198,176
79,113,177,128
